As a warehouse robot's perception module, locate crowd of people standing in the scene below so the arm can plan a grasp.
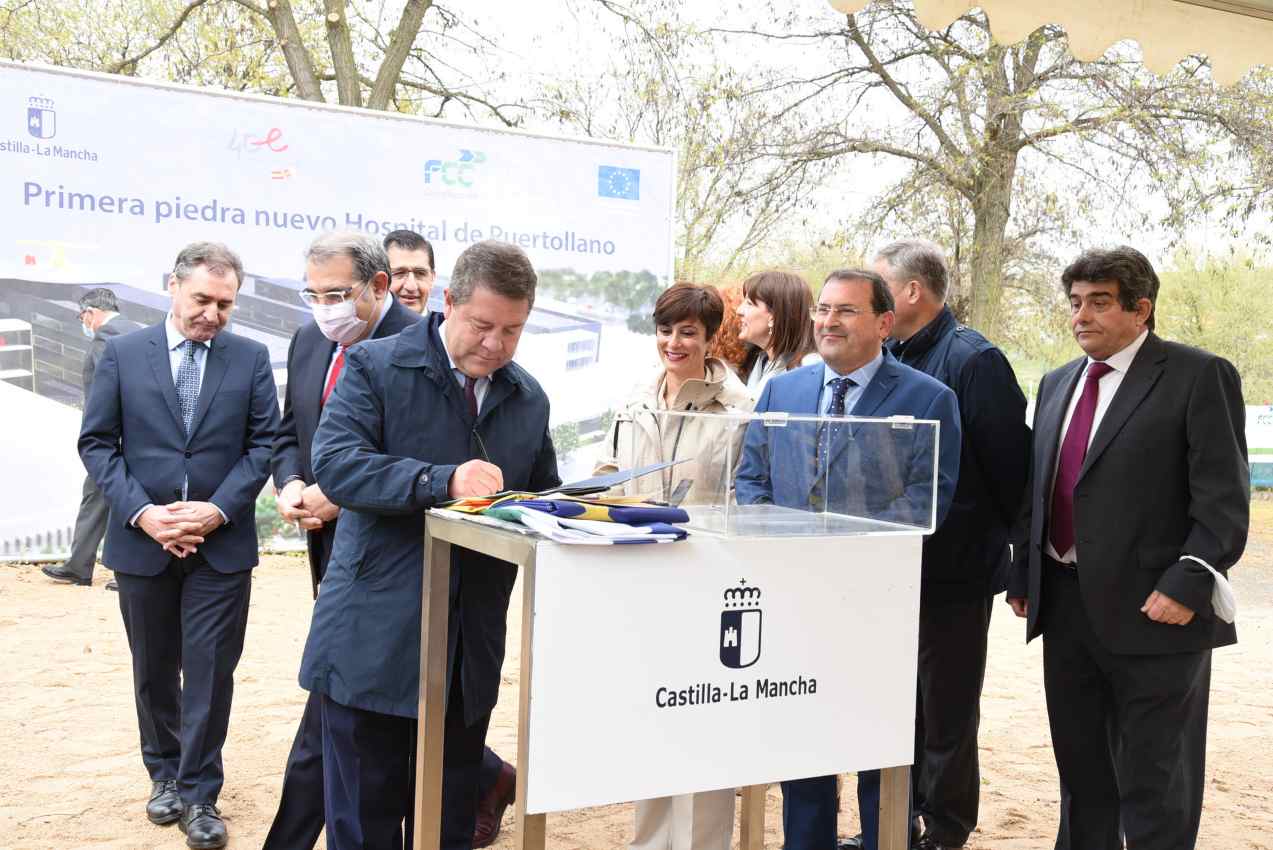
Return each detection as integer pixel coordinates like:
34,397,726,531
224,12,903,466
49,228,1248,850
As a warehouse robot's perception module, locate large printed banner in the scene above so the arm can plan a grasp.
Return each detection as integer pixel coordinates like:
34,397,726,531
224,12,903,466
0,61,675,558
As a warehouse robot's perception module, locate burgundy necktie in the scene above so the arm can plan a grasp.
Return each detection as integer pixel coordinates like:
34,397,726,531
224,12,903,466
464,375,479,419
321,345,347,407
1049,361,1114,557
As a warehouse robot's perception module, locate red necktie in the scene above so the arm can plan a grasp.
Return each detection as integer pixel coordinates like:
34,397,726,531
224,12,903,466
1049,361,1114,557
321,345,347,406
464,375,479,419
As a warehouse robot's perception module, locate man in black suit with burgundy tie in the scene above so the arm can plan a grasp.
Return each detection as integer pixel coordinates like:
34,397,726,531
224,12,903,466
263,231,419,850
1007,246,1249,850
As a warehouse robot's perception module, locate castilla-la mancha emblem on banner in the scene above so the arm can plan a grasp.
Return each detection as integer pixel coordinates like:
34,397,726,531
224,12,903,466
720,579,762,669
27,96,56,140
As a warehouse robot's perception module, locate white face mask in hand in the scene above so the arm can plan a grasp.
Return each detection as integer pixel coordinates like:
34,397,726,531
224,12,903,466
312,288,370,345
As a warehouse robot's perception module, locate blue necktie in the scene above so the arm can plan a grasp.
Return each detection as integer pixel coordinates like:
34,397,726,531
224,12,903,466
176,339,201,434
812,377,857,509
827,376,854,416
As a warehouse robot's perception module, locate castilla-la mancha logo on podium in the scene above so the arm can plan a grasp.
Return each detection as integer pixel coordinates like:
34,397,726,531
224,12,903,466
720,579,762,669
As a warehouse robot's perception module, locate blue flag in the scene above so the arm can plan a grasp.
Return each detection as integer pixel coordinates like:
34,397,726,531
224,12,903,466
598,165,640,200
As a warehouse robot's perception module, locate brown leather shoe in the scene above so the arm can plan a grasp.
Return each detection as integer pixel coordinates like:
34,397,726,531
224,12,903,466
472,761,516,848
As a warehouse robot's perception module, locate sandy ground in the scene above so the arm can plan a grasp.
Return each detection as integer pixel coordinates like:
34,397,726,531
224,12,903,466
2,506,1272,850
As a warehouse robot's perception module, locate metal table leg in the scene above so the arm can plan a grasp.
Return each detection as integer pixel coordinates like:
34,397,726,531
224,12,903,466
412,532,452,850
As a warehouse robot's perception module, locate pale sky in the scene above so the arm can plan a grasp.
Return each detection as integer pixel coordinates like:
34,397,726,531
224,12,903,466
435,0,1262,269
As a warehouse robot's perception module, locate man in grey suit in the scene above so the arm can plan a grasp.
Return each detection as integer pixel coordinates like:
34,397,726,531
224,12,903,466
43,288,143,588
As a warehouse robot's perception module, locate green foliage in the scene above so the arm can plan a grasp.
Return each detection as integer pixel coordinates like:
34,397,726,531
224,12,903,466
1158,252,1273,404
254,489,298,542
551,421,580,463
537,268,664,334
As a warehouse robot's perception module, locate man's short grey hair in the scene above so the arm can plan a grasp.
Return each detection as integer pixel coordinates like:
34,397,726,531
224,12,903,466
173,242,244,288
305,231,390,284
449,241,537,308
78,287,118,313
875,239,949,303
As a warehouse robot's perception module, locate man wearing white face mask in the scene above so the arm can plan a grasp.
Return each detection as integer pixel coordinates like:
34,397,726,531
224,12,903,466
263,231,420,850
43,288,143,589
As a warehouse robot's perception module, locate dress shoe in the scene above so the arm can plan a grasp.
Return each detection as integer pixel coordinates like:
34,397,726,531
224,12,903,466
179,803,227,849
41,564,91,586
836,818,924,850
146,779,182,825
105,578,118,591
914,836,957,850
473,761,516,848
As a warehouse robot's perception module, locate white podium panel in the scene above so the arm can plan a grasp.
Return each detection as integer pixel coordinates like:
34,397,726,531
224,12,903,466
524,533,922,814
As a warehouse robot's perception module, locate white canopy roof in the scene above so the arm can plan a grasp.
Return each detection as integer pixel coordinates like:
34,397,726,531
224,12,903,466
828,0,1272,85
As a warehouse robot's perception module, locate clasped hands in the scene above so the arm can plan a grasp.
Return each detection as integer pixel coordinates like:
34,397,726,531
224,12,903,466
137,501,224,558
1007,590,1194,625
276,479,340,531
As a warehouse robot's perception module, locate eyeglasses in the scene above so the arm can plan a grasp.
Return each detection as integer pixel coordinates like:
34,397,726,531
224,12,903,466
390,267,434,283
810,304,872,320
299,280,369,307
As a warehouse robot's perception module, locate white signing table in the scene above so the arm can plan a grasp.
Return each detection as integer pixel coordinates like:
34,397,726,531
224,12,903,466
412,509,923,850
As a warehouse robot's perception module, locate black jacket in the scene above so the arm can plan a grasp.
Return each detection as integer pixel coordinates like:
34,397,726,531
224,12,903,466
270,296,420,595
888,307,1030,601
1008,334,1246,653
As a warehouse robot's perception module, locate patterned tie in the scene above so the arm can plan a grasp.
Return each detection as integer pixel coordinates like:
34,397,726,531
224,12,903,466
175,339,202,434
812,377,857,508
1049,361,1114,557
321,345,347,407
464,375,479,419
827,377,854,416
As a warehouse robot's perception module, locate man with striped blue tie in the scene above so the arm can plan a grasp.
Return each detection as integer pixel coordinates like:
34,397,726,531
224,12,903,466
79,242,278,849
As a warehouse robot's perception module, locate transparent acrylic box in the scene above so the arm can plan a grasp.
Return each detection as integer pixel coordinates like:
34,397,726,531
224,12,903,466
612,409,940,537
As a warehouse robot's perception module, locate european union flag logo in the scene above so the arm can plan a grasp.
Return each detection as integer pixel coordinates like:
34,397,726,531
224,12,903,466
598,165,640,200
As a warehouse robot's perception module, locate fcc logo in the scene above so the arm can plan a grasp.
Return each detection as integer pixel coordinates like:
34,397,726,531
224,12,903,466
720,579,762,669
425,149,485,187
27,96,55,140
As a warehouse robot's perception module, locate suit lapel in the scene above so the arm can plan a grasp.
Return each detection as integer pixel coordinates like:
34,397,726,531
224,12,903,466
480,369,526,426
146,327,185,434
1036,358,1085,497
302,332,337,421
826,356,898,467
187,336,229,443
848,359,900,419
1079,335,1166,481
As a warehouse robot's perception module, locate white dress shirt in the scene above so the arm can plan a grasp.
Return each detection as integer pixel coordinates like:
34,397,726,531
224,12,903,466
165,313,210,391
1046,329,1149,562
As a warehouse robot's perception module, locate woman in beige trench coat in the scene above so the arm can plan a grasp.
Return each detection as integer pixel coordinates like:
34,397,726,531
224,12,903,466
595,283,753,850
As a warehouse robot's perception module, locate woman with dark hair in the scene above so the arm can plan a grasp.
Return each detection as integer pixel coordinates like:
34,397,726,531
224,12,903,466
735,270,819,396
595,282,752,850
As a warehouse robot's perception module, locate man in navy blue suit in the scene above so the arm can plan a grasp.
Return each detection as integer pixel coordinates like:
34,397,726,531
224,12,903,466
263,232,420,850
735,268,961,850
299,240,559,850
79,242,278,850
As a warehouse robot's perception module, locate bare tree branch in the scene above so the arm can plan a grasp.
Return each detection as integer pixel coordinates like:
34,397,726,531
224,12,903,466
106,0,212,75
